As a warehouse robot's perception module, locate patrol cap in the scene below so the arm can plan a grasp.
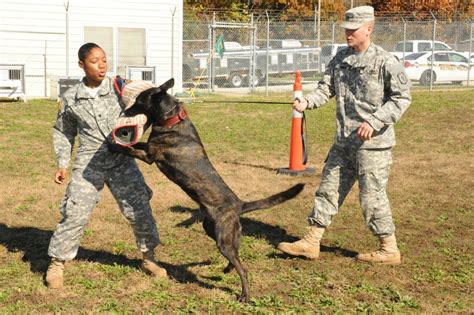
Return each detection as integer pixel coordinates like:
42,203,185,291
340,6,374,30
121,80,157,109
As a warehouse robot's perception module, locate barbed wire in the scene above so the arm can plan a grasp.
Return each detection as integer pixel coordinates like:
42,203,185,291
184,8,473,22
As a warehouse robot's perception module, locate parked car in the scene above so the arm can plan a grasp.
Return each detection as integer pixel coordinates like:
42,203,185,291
391,40,452,59
402,51,474,85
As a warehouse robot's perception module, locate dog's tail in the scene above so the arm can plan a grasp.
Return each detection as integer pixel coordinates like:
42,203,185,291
240,183,305,215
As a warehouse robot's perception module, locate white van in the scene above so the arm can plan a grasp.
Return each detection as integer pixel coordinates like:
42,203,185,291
391,40,452,59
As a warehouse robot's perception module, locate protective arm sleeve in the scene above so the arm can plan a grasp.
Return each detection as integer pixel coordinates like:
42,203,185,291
53,100,77,169
304,58,336,109
366,60,412,131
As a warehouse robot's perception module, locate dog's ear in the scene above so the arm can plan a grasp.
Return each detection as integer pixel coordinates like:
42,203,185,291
158,78,175,92
147,87,163,97
134,87,161,105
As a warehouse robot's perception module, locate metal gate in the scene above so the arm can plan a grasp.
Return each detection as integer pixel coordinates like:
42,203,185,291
208,15,257,92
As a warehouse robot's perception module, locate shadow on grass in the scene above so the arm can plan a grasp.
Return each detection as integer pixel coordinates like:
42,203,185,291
0,224,153,273
0,223,232,294
222,160,279,172
169,206,357,259
169,205,298,246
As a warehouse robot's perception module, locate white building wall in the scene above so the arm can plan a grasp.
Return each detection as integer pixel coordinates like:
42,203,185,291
0,0,183,98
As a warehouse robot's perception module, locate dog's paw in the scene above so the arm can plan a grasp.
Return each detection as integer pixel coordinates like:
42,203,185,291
237,293,249,303
223,262,235,273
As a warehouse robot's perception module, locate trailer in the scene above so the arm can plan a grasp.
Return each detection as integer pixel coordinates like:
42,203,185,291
184,41,321,88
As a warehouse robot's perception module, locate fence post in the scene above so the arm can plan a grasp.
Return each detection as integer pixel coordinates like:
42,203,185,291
211,13,216,92
331,21,335,45
207,14,213,93
316,1,321,48
64,1,70,78
402,17,406,62
430,11,436,91
265,10,269,97
250,13,256,92
170,6,176,93
314,5,317,45
467,20,473,87
44,41,48,97
454,20,459,50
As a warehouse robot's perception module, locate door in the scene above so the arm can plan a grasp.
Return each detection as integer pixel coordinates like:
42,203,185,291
431,52,451,82
447,52,471,82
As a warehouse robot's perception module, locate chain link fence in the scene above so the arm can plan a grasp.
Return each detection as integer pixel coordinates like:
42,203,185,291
183,14,474,94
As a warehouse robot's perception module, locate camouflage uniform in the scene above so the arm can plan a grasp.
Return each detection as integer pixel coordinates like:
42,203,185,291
304,43,411,237
48,77,160,261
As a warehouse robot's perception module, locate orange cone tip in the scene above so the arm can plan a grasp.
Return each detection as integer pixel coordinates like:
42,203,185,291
293,70,302,92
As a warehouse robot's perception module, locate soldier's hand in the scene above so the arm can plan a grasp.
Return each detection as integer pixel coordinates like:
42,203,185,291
54,168,67,184
293,97,308,112
357,122,374,141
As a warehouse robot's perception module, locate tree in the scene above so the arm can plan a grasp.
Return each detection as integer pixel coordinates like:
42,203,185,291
185,0,472,21
184,0,349,21
370,0,472,19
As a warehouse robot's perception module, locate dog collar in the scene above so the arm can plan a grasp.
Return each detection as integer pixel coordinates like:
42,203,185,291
159,108,187,128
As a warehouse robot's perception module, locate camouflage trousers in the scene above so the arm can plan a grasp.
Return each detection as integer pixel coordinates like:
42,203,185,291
48,156,160,261
307,144,395,237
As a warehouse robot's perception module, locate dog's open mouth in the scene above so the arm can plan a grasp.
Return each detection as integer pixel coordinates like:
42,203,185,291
112,114,147,147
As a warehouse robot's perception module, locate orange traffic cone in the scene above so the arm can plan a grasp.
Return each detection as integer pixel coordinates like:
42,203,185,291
278,71,315,176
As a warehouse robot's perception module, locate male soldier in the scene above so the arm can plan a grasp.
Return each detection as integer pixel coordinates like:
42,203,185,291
277,6,411,265
46,43,167,289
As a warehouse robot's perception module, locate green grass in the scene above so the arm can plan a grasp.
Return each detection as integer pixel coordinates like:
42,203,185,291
0,89,473,313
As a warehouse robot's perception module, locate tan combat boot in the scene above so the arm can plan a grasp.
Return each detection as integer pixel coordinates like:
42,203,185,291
277,225,325,259
46,258,65,289
141,250,168,278
356,234,401,265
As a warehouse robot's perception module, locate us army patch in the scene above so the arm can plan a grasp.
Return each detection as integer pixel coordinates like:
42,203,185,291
397,72,408,85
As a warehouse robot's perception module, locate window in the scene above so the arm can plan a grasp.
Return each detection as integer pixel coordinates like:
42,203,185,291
118,28,146,66
434,53,449,62
434,42,450,50
449,53,468,63
84,26,147,72
418,42,431,51
395,42,413,52
84,26,114,69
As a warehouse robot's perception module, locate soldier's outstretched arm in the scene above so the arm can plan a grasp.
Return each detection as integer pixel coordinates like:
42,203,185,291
304,56,337,109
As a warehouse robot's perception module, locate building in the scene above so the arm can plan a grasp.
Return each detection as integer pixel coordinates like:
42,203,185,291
0,0,183,99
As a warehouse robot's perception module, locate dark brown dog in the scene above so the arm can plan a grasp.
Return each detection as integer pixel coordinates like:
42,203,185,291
110,78,304,302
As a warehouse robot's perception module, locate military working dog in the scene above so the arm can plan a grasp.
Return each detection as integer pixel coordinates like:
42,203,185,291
109,78,304,302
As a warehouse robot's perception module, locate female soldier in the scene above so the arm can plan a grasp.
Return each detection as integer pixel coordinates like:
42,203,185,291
46,43,167,288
